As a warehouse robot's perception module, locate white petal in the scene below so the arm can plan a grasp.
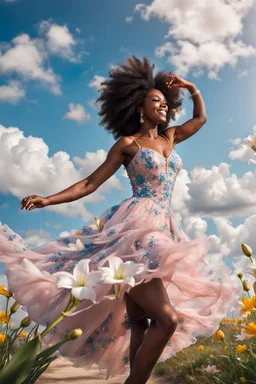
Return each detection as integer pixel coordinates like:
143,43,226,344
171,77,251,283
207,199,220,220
52,271,77,289
253,133,256,144
72,286,96,302
76,239,85,250
86,271,105,287
98,267,115,278
73,259,91,280
108,256,123,272
101,276,122,284
248,158,256,165
123,263,146,277
123,277,135,287
22,259,43,278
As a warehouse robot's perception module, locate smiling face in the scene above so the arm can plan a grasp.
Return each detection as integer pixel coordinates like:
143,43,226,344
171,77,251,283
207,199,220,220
140,89,168,125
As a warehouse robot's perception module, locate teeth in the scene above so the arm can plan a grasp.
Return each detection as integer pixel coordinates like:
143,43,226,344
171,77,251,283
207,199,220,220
158,111,167,116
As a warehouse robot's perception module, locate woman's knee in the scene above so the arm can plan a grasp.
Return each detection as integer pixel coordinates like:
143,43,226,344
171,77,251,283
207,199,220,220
158,307,179,334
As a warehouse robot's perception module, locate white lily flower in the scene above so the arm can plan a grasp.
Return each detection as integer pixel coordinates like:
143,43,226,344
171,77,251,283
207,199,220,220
68,239,85,251
22,258,44,278
53,259,104,302
99,256,146,287
248,158,256,165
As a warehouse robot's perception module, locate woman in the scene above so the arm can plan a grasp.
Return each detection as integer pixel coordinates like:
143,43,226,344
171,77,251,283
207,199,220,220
0,56,239,384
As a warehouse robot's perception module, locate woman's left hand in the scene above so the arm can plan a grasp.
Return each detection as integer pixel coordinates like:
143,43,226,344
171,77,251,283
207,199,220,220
166,74,195,90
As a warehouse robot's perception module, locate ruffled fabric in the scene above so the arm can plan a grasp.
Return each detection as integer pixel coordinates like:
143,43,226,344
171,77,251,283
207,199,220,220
0,145,240,379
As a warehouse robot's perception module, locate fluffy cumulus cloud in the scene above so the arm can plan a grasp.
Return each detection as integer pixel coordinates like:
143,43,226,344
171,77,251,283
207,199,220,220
89,75,106,91
172,162,256,218
228,125,256,164
0,80,25,104
0,33,61,95
0,124,123,220
0,20,85,99
135,0,256,78
63,103,91,124
38,20,83,62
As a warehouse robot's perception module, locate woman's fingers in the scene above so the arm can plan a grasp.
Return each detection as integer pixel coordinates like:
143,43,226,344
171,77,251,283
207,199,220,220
21,195,37,210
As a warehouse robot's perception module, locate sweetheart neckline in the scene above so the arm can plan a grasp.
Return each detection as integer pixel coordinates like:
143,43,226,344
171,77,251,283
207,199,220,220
124,147,175,169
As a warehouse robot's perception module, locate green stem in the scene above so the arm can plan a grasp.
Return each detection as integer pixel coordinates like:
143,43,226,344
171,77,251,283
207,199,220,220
115,284,121,299
40,297,80,339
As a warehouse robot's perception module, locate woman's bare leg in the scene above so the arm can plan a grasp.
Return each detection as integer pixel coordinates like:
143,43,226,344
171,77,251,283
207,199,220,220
124,278,179,384
125,292,149,370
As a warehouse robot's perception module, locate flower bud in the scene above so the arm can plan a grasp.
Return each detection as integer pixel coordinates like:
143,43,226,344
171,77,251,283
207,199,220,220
10,301,20,314
237,273,243,280
20,316,32,328
241,243,253,258
94,217,104,232
242,279,251,292
213,330,225,341
68,328,83,340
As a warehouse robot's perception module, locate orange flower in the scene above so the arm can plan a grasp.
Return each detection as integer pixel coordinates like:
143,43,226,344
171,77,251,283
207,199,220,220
18,331,27,339
240,296,256,318
76,230,82,236
0,333,6,343
198,345,204,351
0,310,9,324
237,344,247,354
0,285,10,297
244,322,256,337
240,377,247,382
213,330,225,341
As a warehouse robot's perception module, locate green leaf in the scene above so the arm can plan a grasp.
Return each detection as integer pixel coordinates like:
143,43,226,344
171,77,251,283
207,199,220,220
34,339,67,366
0,335,41,384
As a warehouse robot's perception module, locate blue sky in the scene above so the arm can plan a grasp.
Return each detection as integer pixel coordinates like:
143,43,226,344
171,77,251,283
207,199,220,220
1,0,256,290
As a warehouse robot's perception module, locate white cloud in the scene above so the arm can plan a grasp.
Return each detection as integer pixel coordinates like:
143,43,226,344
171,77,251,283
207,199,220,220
0,33,61,95
136,0,256,78
88,75,106,91
18,229,52,248
87,99,97,109
63,103,91,124
0,80,25,104
125,17,133,23
228,125,256,163
0,124,123,221
39,20,81,62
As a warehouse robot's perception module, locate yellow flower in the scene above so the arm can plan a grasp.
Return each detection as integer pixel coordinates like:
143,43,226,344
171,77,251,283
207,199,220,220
76,230,82,236
244,322,256,336
0,285,10,297
236,326,242,332
18,331,27,339
240,296,256,318
224,345,228,350
220,321,226,326
198,345,204,351
240,377,247,382
213,330,225,341
237,344,247,354
0,310,9,323
203,337,207,341
0,333,6,343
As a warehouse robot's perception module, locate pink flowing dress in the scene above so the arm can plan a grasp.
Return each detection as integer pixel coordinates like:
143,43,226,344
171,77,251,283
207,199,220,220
0,134,240,379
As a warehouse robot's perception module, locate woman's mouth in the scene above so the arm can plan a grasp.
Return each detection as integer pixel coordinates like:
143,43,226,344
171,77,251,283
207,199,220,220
157,110,167,118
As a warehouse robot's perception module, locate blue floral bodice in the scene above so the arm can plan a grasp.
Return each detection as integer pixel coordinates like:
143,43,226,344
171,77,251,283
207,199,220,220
125,146,182,209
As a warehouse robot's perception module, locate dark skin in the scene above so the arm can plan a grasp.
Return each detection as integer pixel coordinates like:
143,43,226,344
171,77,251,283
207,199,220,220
21,74,207,211
20,74,207,383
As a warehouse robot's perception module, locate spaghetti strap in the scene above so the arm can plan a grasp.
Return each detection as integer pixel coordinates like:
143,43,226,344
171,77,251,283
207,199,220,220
131,136,141,149
159,134,172,148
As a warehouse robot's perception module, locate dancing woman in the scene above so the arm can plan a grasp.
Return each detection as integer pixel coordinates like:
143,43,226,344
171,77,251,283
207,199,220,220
0,56,239,384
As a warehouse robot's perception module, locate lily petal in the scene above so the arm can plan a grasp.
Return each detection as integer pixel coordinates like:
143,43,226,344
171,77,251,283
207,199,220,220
72,286,96,302
73,259,91,280
99,267,115,278
76,239,85,250
52,271,77,289
123,276,135,287
108,256,123,272
101,276,122,285
22,259,43,278
248,158,256,165
86,271,105,287
123,263,146,278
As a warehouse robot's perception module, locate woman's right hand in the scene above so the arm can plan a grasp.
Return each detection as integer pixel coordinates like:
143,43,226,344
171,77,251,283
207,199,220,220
21,195,49,211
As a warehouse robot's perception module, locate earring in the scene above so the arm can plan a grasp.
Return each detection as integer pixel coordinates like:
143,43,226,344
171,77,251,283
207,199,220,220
140,112,144,124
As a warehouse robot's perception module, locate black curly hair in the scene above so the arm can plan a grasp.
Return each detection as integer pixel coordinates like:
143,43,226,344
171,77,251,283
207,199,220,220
96,56,184,140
